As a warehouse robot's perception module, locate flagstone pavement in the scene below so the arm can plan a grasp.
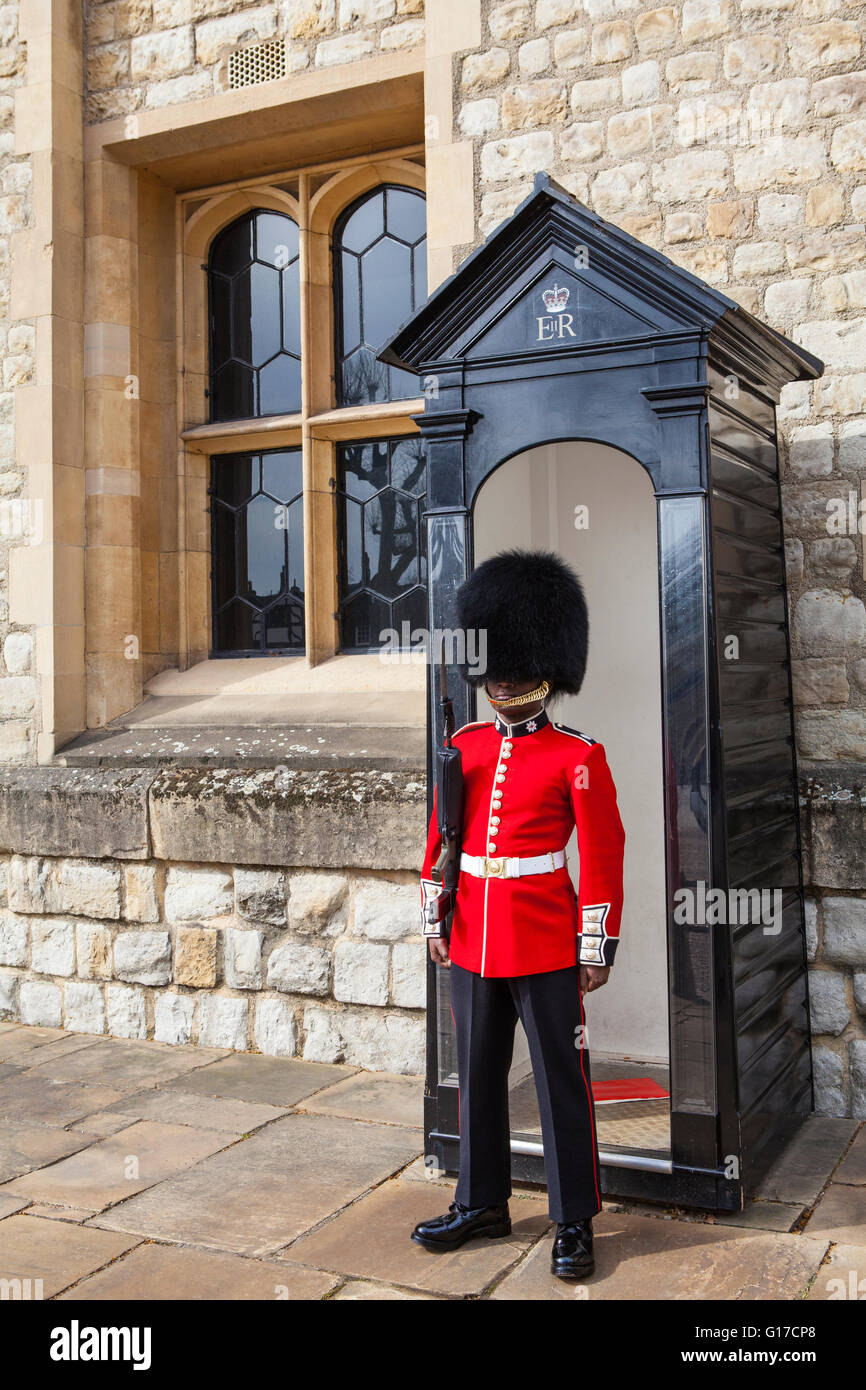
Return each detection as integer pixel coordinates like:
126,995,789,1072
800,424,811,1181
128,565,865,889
0,1021,863,1301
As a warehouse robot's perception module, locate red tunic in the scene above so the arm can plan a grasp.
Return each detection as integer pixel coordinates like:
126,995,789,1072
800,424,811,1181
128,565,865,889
420,708,626,977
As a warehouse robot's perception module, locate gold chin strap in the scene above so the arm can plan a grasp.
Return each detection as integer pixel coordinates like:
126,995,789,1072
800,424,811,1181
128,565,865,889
486,679,550,709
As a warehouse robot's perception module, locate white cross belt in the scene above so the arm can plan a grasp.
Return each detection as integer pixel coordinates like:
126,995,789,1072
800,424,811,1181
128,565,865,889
460,849,567,879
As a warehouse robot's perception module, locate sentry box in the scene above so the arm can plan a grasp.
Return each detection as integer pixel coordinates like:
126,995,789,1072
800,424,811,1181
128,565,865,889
378,172,825,1213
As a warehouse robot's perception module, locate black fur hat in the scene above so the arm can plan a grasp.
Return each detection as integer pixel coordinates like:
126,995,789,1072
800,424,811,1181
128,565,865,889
455,547,589,695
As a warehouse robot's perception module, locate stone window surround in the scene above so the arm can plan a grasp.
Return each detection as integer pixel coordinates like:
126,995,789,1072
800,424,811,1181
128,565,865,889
179,152,428,677
10,27,480,761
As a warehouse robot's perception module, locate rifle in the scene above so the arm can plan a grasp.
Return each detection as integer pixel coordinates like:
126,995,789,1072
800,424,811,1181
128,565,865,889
421,636,465,940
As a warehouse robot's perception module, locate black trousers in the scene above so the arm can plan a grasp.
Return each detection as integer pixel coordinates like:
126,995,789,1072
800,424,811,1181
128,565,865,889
449,959,602,1224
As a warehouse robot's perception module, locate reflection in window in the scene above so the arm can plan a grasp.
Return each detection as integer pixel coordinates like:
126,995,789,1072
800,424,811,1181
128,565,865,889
208,209,301,422
334,185,427,407
210,448,304,654
336,436,427,651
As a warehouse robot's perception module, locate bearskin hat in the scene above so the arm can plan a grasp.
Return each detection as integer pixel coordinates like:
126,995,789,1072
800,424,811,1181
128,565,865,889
454,547,589,696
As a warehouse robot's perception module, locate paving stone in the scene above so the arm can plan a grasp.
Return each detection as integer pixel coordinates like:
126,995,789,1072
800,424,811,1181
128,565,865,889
0,1214,141,1299
399,1156,456,1186
161,1053,352,1107
21,1036,230,1092
284,1180,551,1297
834,1127,866,1185
713,1200,803,1232
752,1116,859,1203
68,1111,142,1139
1,1120,235,1211
0,1193,30,1218
331,1278,442,1300
802,1182,866,1246
102,1089,289,1136
0,1063,21,1082
490,1209,829,1300
24,1204,98,1222
0,1029,102,1064
0,1119,94,1183
90,1113,421,1257
297,1071,424,1129
0,1074,128,1127
805,1242,866,1300
56,1243,337,1301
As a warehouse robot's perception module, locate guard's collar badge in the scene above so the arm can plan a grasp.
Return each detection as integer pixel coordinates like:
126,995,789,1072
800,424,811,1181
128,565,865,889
493,709,550,738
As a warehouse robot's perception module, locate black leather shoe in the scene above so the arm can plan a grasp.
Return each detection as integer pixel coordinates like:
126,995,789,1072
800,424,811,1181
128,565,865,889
411,1200,511,1251
550,1217,595,1279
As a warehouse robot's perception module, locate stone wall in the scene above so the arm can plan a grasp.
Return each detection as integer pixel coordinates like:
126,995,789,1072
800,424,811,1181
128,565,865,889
0,764,429,1073
456,0,866,765
0,853,425,1071
84,0,426,122
802,771,866,1117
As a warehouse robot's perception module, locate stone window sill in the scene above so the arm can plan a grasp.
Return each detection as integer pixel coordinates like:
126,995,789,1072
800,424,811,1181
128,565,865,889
54,654,427,771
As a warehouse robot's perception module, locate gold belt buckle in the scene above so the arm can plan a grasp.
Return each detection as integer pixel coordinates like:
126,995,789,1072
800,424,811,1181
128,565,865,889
484,856,505,877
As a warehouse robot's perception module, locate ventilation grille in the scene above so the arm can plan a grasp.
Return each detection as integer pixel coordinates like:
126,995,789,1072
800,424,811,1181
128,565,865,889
228,36,287,90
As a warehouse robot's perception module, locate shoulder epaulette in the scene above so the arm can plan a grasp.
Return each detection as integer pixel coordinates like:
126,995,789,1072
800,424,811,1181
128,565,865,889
453,720,493,738
552,723,597,746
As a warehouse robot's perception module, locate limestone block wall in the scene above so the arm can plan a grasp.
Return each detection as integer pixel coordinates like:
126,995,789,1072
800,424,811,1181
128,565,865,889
0,763,429,1072
0,855,426,1073
456,0,866,765
84,0,427,123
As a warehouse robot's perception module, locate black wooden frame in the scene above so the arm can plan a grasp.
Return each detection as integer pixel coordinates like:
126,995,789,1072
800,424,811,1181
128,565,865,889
377,172,824,1212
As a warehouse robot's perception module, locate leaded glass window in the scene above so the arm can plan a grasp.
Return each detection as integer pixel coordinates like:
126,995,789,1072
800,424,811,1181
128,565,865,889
208,209,302,422
336,436,427,651
210,448,304,654
334,185,427,407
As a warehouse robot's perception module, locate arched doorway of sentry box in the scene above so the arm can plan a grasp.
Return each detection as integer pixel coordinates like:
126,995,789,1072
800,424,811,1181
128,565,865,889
471,439,670,1175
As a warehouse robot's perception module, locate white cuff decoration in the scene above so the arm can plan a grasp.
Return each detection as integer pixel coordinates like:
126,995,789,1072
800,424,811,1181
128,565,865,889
579,902,614,966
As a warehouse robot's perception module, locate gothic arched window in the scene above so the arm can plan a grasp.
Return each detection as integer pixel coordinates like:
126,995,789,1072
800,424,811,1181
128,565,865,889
334,185,427,407
208,208,302,422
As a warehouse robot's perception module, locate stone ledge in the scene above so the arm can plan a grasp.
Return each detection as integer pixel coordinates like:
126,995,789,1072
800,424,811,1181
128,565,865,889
0,768,154,861
0,765,428,870
148,767,427,870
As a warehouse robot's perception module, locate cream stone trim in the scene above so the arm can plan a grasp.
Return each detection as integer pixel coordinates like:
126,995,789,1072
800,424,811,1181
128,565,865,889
10,1,86,762
422,0,481,292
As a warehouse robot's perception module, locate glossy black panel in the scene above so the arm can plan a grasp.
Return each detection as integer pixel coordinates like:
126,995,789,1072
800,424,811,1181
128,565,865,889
710,491,780,547
726,790,799,846
715,575,787,627
723,707,794,749
707,364,777,435
710,450,780,509
712,536,784,588
659,496,716,1116
718,661,790,703
709,368,811,1191
709,406,778,470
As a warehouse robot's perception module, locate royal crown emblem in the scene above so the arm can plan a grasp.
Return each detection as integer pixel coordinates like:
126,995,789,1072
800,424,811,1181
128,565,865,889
541,282,570,312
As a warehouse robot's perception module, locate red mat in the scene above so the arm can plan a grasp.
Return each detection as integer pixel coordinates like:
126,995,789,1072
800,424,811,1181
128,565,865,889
592,1079,670,1103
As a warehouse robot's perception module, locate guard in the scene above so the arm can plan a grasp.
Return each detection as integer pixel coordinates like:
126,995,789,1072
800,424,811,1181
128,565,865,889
411,548,626,1279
